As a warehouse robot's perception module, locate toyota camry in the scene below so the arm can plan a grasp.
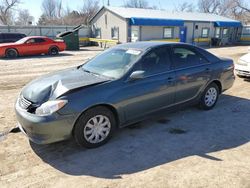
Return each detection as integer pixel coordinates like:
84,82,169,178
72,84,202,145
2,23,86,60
15,42,235,148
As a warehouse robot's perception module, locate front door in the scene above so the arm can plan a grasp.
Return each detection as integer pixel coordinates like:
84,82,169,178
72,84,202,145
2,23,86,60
122,46,176,121
179,27,187,43
171,45,211,104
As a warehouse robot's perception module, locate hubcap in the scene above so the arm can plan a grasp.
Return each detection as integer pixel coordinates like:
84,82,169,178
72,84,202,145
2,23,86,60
8,50,16,57
205,87,217,107
83,115,111,144
51,48,58,55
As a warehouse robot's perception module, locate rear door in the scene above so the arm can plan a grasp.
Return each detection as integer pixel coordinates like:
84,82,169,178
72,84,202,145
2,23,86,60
122,46,176,121
171,45,212,104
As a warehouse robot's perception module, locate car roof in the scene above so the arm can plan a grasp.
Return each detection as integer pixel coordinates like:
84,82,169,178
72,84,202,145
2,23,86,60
0,32,25,35
24,36,49,39
114,41,192,51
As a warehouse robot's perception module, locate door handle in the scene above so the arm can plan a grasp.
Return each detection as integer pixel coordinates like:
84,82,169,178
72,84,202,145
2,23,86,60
167,77,174,82
204,68,211,73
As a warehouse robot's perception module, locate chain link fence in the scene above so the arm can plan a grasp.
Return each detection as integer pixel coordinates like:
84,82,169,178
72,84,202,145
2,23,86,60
0,25,91,39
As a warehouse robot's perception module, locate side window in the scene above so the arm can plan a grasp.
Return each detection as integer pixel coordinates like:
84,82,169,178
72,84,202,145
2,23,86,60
95,28,101,38
111,27,119,39
172,47,208,69
215,27,220,38
34,38,46,43
26,39,35,44
223,28,228,37
140,47,171,76
201,28,209,38
163,27,173,39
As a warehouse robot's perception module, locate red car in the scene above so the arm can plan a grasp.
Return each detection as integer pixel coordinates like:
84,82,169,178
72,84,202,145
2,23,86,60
0,36,66,58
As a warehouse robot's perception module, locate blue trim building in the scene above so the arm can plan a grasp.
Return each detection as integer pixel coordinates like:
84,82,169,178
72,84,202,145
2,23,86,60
90,6,242,46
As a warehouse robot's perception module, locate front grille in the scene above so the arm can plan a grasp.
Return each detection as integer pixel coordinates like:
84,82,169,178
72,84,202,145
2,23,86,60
19,95,32,109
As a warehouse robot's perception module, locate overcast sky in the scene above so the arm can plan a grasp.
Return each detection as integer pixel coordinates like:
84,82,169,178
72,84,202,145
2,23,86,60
19,0,198,23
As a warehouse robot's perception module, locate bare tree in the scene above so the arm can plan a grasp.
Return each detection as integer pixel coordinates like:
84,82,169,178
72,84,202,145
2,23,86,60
63,10,83,25
38,0,99,26
80,0,99,25
39,0,65,25
234,0,250,12
41,0,57,19
232,0,250,23
124,0,149,8
175,2,195,12
197,0,250,23
198,0,221,14
0,0,20,25
15,9,34,25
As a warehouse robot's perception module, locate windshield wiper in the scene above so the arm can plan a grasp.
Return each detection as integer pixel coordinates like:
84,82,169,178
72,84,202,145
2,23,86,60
82,68,101,77
82,68,115,80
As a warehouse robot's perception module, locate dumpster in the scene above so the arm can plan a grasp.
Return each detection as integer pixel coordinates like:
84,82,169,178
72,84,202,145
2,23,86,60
56,25,84,50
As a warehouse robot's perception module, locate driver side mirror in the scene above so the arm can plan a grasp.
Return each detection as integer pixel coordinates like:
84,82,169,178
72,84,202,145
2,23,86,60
129,70,145,81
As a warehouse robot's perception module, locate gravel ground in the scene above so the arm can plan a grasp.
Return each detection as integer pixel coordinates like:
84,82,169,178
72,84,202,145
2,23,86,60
0,45,250,188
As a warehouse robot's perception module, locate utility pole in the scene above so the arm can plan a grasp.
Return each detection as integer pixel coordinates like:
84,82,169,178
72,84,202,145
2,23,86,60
107,0,110,6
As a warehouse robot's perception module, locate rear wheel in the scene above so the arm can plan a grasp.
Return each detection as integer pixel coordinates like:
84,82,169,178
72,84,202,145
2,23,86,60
48,47,59,55
199,83,219,110
5,48,18,58
73,106,116,148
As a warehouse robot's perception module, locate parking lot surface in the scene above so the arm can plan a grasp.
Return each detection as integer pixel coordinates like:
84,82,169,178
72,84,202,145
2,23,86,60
0,46,250,188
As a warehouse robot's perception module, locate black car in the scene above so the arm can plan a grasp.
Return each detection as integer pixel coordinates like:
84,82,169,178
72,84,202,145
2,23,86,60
0,33,26,43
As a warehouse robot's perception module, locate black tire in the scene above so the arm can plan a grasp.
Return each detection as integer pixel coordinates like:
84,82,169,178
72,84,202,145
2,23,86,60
237,74,246,78
73,106,116,148
48,47,59,55
5,48,18,58
199,83,219,110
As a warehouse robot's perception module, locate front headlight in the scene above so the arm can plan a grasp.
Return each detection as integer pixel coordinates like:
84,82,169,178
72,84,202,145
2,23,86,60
35,100,68,116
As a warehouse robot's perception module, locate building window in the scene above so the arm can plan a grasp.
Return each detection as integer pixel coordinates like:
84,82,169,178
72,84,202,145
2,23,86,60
95,28,101,38
163,27,173,38
105,15,107,25
201,28,209,38
223,28,228,37
111,27,119,39
215,27,220,38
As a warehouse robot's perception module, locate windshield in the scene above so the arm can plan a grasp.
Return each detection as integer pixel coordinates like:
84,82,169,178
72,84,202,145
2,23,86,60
15,37,28,44
82,48,142,79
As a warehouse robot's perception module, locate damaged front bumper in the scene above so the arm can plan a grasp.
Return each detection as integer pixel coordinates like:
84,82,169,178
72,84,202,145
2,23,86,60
15,100,76,144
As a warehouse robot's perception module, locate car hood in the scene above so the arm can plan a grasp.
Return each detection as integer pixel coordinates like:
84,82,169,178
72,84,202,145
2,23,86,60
239,53,250,63
0,42,18,47
21,67,110,104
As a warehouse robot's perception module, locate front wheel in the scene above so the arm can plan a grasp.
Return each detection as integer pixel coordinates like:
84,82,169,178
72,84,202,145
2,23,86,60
5,48,18,58
199,83,219,110
73,106,116,148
